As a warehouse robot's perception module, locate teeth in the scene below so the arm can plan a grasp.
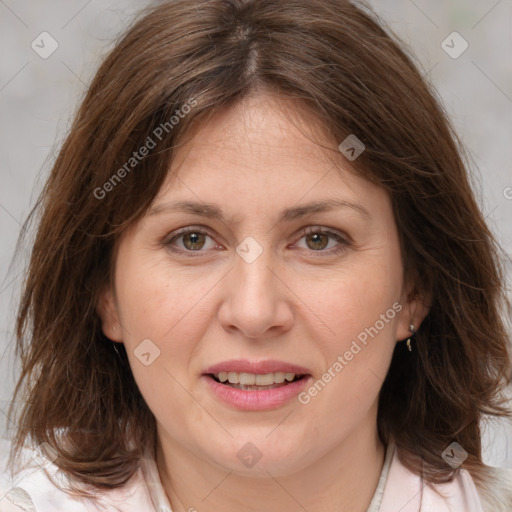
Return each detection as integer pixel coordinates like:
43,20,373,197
240,373,256,385
227,372,239,384
255,373,275,386
213,372,299,385
274,372,285,383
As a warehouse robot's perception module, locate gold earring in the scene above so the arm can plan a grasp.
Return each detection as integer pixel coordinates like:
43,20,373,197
406,323,415,352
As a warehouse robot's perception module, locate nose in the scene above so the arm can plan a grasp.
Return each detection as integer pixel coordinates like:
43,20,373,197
217,246,294,340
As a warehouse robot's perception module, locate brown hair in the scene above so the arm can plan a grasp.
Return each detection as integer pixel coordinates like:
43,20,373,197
9,0,512,496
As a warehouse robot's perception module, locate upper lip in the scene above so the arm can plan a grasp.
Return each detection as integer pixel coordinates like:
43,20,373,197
203,359,311,375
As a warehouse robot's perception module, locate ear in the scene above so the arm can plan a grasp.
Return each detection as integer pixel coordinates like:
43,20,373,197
396,282,431,342
96,285,124,343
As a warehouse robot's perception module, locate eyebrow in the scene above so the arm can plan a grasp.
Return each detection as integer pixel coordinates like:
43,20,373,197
148,198,370,223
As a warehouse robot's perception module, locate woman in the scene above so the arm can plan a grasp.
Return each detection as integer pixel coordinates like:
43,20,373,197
2,0,511,510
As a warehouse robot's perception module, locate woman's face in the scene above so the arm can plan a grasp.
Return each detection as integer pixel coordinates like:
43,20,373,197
100,92,424,476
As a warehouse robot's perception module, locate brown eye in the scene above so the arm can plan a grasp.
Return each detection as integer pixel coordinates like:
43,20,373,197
182,231,207,250
165,227,218,256
295,227,349,255
305,232,329,250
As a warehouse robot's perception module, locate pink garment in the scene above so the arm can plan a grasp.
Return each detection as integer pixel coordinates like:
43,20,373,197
0,438,488,511
378,446,485,512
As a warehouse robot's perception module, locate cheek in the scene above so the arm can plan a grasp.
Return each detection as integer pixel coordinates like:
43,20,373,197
113,256,221,419
115,256,216,347
294,256,402,412
299,255,402,346
115,261,210,429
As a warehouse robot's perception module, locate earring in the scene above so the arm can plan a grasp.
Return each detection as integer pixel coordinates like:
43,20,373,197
406,323,415,352
112,341,122,359
109,325,122,358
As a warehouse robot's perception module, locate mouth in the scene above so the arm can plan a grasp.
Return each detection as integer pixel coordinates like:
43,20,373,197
201,360,313,410
206,371,309,391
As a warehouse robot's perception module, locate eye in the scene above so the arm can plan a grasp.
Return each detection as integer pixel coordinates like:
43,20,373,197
165,227,219,255
164,226,350,257
293,227,349,255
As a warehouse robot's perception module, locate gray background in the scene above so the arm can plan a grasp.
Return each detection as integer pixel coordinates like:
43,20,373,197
1,0,511,466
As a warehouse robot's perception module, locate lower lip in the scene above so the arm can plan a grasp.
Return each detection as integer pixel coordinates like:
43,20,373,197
202,375,312,411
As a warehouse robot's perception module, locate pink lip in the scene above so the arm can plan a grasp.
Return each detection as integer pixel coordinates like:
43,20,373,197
201,374,313,411
202,359,311,375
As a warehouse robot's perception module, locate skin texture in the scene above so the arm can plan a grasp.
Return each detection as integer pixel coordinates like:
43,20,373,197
98,92,428,512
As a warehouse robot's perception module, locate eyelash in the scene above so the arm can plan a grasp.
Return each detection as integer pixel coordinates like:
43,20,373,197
164,226,350,258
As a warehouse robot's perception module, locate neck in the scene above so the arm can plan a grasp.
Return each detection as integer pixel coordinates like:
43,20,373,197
156,420,385,512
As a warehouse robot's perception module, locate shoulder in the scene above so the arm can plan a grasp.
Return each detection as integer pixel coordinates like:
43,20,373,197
431,464,512,512
473,465,512,512
379,444,512,511
0,438,156,512
0,437,90,512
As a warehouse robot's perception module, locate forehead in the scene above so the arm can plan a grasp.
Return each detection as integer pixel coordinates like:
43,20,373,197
175,93,335,167
153,92,379,212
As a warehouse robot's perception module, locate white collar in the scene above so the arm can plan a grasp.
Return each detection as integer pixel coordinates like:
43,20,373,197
141,453,174,512
140,440,396,512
